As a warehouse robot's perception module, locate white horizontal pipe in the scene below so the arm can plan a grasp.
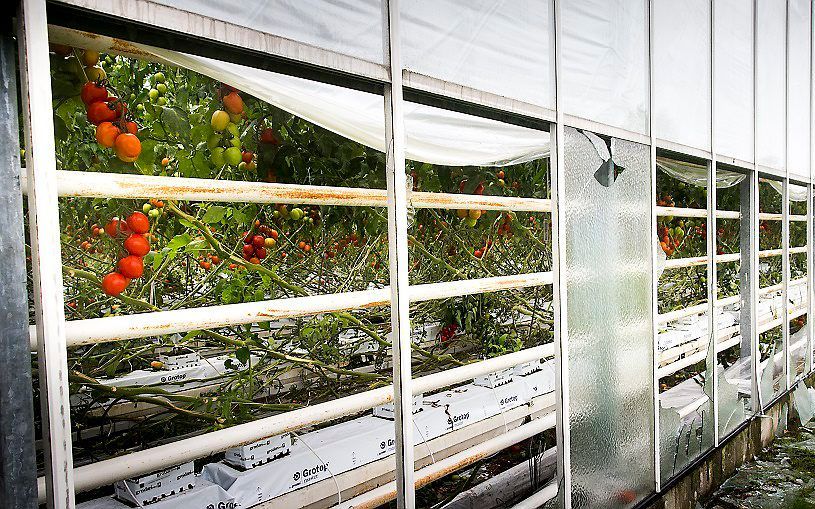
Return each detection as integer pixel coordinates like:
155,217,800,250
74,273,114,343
33,272,552,350
24,170,552,212
663,247,806,270
335,413,557,509
508,481,558,509
654,206,804,221
657,295,741,324
37,343,555,499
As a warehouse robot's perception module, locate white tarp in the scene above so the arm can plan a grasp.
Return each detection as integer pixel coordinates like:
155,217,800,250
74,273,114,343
756,0,787,170
653,0,711,151
401,0,555,108
714,0,754,163
149,0,385,64
560,0,650,134
144,45,550,167
787,0,812,180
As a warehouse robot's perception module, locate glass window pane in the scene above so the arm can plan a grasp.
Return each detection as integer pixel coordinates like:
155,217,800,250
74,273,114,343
756,0,787,170
654,0,711,150
714,0,754,162
655,160,713,482
149,0,385,63
564,127,654,506
561,0,649,134
715,174,751,438
401,0,555,108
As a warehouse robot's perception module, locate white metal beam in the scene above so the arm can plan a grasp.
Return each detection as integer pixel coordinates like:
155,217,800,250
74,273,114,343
17,0,75,507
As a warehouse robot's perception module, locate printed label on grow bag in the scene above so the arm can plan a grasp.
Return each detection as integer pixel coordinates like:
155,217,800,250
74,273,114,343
80,479,233,509
114,462,195,506
224,433,292,470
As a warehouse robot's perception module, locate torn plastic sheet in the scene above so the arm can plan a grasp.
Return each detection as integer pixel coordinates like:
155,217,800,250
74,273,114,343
764,180,809,202
97,37,551,167
656,156,745,188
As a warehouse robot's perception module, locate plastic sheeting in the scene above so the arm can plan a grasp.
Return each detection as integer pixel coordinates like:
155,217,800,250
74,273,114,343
653,0,711,151
656,157,745,188
149,0,385,64
142,45,550,167
401,0,555,108
764,180,809,202
787,0,812,180
561,0,649,134
756,0,787,170
715,0,754,162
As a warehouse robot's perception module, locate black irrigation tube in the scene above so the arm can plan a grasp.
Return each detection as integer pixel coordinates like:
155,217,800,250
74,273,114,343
632,378,807,509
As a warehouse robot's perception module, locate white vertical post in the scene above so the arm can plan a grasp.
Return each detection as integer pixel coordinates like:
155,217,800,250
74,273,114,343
783,0,791,391
382,1,415,508
808,0,815,377
17,0,75,507
709,0,720,447
647,0,661,493
751,0,763,413
551,0,571,506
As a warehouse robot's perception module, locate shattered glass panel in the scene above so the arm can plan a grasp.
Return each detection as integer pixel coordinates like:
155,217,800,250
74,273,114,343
563,127,654,508
716,177,752,437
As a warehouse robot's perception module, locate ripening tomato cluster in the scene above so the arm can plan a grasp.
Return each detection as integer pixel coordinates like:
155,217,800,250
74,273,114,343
439,323,458,342
100,212,151,296
473,239,493,259
241,223,279,264
197,252,221,271
82,80,142,163
658,224,684,256
455,181,486,228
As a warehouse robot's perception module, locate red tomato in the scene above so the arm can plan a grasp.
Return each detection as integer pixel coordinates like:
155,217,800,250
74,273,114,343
255,247,267,259
87,101,118,125
101,272,130,296
242,244,255,257
126,211,150,234
105,218,130,238
123,234,150,256
81,82,108,105
118,255,144,279
252,235,265,248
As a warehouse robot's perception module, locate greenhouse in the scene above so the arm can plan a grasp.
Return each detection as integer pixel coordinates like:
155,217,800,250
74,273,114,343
2,0,815,508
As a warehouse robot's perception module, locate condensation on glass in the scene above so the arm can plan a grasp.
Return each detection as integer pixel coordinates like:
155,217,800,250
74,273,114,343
563,127,654,507
401,0,555,108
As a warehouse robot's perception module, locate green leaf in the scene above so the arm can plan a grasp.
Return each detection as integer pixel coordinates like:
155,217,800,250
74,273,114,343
161,107,190,137
166,233,191,252
203,205,226,224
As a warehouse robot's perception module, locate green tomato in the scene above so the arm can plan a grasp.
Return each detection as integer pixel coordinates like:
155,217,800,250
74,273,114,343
136,103,145,111
142,203,152,213
148,208,161,219
207,134,221,149
272,210,280,218
226,122,240,137
465,217,478,228
148,89,159,101
230,137,242,148
210,147,225,167
224,146,242,167
153,72,166,83
156,97,168,106
289,208,304,221
156,83,167,94
129,93,136,100
238,161,247,171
